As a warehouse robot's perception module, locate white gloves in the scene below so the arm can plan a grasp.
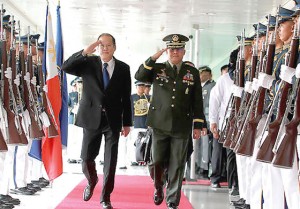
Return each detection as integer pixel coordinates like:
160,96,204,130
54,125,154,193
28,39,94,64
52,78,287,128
5,67,12,79
31,76,37,86
252,78,260,91
244,81,253,94
280,64,295,84
24,72,30,82
43,85,48,93
40,111,50,128
14,74,20,86
258,72,275,89
231,84,243,98
296,63,300,78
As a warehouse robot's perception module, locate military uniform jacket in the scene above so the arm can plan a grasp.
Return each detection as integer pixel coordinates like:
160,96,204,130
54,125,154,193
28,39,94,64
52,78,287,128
135,57,206,136
61,50,132,131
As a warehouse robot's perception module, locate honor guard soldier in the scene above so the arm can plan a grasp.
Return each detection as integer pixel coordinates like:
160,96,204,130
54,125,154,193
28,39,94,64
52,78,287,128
264,6,300,209
135,34,207,209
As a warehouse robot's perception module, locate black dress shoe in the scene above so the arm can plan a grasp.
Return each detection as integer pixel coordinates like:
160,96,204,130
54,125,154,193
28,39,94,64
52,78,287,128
0,195,20,205
83,177,98,201
167,203,178,209
101,201,113,209
211,182,221,189
153,187,164,205
10,187,36,195
119,166,127,169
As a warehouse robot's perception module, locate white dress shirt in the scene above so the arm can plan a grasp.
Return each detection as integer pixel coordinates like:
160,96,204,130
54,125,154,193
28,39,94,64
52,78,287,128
101,58,115,78
209,73,234,129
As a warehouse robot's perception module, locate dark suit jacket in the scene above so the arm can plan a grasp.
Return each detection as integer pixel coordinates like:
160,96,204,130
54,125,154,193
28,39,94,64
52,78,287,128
62,50,132,131
135,57,206,137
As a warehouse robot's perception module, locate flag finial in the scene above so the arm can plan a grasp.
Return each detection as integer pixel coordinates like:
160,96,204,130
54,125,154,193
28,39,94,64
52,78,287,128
58,0,60,6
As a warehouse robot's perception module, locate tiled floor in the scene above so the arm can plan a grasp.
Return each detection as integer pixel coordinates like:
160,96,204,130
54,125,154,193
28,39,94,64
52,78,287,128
11,155,234,209
10,131,235,209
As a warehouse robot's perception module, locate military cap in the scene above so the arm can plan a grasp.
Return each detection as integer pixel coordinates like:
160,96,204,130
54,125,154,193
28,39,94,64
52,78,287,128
292,0,300,16
134,80,145,86
198,65,212,73
75,77,82,83
70,79,76,86
163,34,189,49
1,15,10,26
144,82,152,87
17,34,40,45
277,6,294,24
265,15,277,30
236,36,253,46
184,61,195,67
253,23,267,37
38,42,44,51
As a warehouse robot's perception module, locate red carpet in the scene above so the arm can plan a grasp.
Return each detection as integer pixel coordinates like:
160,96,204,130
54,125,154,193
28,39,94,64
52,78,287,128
56,175,193,209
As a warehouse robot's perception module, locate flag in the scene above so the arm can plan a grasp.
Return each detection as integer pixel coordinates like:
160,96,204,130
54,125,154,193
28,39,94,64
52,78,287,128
42,5,63,180
56,3,68,148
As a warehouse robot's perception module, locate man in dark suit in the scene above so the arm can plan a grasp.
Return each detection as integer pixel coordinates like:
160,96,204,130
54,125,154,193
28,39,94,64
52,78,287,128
135,34,207,209
62,33,132,209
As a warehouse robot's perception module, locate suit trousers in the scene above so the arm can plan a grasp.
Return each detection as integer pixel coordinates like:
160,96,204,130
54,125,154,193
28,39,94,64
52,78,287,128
81,113,120,203
152,128,189,206
210,137,224,184
226,148,238,189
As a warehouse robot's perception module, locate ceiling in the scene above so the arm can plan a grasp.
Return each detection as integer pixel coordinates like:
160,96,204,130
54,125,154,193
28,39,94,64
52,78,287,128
1,0,295,79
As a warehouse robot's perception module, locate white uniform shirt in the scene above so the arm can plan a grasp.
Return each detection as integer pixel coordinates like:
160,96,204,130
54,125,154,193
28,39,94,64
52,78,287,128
209,73,234,129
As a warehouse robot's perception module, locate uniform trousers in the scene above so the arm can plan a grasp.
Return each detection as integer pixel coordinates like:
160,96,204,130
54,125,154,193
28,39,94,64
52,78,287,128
152,128,189,206
0,145,15,195
236,155,247,200
249,115,268,209
210,138,224,184
268,152,299,209
81,113,120,203
226,148,238,189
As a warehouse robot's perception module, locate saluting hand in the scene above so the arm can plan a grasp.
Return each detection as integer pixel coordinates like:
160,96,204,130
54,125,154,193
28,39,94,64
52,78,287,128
121,126,131,137
151,48,167,61
82,40,102,56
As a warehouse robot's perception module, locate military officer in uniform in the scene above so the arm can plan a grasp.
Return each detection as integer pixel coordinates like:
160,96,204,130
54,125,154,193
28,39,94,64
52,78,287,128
135,34,207,209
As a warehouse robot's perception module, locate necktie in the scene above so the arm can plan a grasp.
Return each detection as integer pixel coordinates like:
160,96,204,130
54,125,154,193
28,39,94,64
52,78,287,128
173,65,178,77
103,63,109,89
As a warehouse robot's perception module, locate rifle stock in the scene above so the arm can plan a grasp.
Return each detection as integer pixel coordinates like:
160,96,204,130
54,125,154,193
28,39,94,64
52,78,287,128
272,79,300,168
237,42,275,157
11,47,28,145
20,50,44,139
257,35,298,163
37,63,58,138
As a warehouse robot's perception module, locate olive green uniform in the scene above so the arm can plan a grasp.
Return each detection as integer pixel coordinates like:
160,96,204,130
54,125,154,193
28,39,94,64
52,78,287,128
135,57,206,206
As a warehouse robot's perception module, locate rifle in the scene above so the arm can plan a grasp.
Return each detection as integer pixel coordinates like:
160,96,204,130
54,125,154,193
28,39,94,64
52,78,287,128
223,31,245,148
231,34,259,150
0,5,8,151
35,45,58,138
24,27,44,138
234,23,259,155
236,17,275,157
2,15,23,145
271,16,300,168
218,93,234,143
256,21,298,163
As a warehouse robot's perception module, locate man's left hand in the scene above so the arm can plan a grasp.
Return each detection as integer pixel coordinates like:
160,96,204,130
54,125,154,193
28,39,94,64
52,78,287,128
193,129,201,139
121,126,131,137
